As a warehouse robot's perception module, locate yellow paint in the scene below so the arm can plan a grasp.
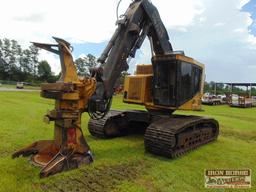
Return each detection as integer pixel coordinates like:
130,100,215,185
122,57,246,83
123,54,204,112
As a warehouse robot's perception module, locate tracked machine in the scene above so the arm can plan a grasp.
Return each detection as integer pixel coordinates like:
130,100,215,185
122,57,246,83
88,0,219,158
13,0,219,177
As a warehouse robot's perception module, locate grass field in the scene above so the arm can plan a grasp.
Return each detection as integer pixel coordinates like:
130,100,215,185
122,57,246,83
0,84,40,90
0,92,255,192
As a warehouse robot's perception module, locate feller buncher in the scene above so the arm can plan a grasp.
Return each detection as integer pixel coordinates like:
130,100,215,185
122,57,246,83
12,0,219,177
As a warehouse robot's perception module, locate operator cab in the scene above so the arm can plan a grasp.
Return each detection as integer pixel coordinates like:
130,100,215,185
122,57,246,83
152,54,203,107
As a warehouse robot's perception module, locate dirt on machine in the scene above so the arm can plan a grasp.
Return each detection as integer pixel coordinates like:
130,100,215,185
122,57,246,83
12,0,219,177
89,57,219,158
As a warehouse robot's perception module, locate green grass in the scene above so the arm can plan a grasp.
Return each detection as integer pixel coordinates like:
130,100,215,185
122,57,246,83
0,92,255,192
0,84,40,90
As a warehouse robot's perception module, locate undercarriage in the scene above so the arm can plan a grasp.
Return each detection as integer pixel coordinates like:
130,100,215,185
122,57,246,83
88,110,219,158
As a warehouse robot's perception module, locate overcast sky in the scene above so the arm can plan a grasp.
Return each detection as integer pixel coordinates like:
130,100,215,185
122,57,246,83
1,0,256,82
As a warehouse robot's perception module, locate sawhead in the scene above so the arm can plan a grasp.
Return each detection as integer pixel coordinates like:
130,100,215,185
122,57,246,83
12,37,96,178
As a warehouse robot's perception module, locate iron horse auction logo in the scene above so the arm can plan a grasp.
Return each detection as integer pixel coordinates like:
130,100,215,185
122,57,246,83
205,169,251,188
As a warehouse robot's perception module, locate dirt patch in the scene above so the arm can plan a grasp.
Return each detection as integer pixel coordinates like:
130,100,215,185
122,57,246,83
0,149,13,158
135,178,160,192
40,161,148,192
217,113,256,122
220,125,256,142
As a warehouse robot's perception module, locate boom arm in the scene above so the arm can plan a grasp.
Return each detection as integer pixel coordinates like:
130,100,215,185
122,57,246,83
89,0,173,117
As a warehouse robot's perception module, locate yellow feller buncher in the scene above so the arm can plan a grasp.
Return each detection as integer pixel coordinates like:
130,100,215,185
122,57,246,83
12,0,219,177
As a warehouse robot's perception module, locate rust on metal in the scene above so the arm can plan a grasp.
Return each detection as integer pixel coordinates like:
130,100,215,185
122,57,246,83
12,37,96,178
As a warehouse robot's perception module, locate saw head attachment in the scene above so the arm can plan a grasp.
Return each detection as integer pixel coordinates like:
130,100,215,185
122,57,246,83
13,38,96,177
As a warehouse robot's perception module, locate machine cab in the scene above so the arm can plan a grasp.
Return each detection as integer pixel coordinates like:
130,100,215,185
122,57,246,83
152,54,204,107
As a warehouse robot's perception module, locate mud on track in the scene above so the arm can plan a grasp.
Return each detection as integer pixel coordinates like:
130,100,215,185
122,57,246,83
40,161,148,192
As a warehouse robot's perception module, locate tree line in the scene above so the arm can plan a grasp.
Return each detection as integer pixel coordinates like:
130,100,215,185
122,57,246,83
0,38,58,83
204,81,256,95
0,38,127,87
4,38,253,94
0,38,99,84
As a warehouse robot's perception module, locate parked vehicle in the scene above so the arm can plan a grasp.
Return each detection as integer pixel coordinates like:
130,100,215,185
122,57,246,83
202,93,226,105
230,94,254,108
16,82,24,89
252,96,256,107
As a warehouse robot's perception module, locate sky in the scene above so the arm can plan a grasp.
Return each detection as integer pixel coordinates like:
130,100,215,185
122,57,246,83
0,0,256,82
